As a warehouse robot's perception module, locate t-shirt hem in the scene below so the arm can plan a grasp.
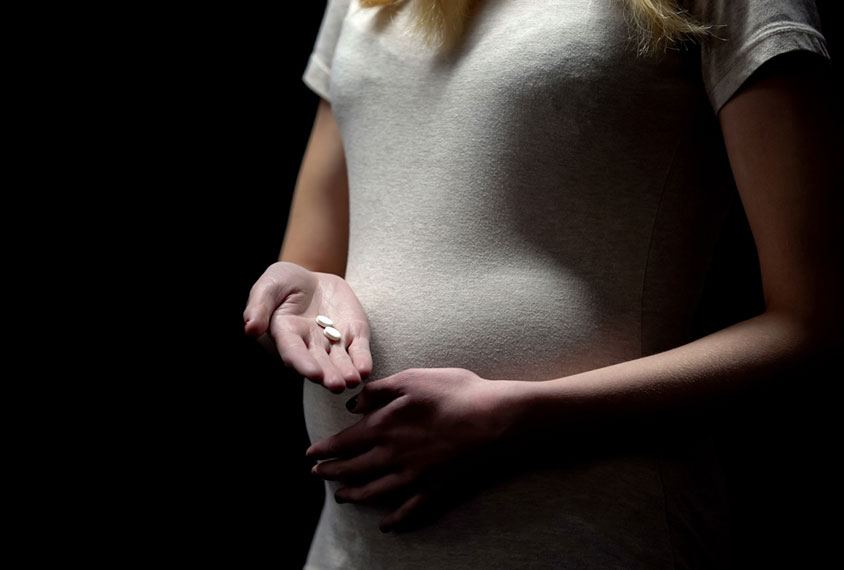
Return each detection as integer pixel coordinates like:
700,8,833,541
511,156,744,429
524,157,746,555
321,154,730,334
708,25,830,115
303,52,333,102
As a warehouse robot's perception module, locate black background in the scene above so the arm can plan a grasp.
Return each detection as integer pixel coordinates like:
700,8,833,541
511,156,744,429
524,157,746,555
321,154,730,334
163,2,842,568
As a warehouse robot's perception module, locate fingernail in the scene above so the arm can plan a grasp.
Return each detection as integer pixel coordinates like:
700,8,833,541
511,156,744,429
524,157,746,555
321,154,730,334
345,395,358,412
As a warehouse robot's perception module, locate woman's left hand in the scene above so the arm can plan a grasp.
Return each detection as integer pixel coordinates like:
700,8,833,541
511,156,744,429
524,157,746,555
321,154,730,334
306,368,520,533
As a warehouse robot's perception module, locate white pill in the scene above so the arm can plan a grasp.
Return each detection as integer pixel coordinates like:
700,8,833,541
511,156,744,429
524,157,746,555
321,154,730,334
315,315,334,328
324,326,342,342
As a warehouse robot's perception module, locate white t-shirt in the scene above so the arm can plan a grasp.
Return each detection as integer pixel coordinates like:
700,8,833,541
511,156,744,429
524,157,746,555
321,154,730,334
299,1,830,568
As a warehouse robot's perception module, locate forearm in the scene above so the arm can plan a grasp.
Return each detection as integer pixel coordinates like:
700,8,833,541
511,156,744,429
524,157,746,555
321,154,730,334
497,310,839,446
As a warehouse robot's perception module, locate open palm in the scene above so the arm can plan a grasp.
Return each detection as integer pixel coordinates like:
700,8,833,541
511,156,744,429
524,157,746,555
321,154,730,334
244,262,372,393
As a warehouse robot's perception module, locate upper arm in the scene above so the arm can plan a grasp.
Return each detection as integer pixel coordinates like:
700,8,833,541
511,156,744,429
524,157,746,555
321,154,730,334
717,52,843,332
279,98,350,276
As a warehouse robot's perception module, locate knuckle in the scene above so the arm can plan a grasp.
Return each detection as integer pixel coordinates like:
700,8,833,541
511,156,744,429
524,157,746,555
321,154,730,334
401,369,426,384
367,413,386,430
389,395,411,413
367,408,396,432
384,375,405,393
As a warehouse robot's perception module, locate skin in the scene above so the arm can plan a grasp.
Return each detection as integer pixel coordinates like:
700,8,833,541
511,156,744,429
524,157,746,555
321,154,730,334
248,53,842,533
279,98,350,277
243,99,369,393
243,262,372,393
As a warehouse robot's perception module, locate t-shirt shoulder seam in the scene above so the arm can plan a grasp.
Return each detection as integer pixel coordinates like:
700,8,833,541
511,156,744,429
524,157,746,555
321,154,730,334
711,24,828,97
709,23,830,113
741,21,827,51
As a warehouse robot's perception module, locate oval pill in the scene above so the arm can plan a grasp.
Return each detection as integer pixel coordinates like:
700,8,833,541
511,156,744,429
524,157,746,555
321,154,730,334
315,315,334,328
324,326,342,342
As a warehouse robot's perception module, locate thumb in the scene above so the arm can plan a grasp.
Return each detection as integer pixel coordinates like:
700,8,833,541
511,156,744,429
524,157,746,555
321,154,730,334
244,262,312,338
243,277,289,338
242,294,273,339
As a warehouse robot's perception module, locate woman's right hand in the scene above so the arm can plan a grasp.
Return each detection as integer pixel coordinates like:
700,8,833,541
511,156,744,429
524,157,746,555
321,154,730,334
243,261,373,393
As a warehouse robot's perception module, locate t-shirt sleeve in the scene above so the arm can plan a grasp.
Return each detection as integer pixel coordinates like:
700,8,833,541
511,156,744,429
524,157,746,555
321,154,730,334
302,0,351,103
685,0,831,115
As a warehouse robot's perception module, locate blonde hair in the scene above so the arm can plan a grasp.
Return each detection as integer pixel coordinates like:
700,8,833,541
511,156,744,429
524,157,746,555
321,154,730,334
358,0,713,56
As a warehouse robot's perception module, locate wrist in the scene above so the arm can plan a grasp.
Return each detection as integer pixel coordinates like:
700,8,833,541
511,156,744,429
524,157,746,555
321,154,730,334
487,377,623,460
493,372,679,461
486,379,554,454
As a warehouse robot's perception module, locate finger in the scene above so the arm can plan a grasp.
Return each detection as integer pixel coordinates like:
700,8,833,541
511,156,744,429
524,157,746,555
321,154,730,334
310,340,347,394
380,492,428,533
328,343,362,388
275,333,322,380
312,447,389,483
335,470,416,505
256,332,280,358
347,335,373,378
306,411,385,459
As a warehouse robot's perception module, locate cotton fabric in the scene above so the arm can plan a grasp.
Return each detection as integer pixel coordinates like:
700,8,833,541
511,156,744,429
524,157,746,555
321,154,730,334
299,1,830,568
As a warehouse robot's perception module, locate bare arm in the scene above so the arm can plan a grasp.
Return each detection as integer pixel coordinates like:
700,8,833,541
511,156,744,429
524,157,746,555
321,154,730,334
246,98,368,374
499,53,843,439
279,97,350,277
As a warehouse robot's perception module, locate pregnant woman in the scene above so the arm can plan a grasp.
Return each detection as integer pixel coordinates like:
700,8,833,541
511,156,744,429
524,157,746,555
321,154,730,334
244,1,840,568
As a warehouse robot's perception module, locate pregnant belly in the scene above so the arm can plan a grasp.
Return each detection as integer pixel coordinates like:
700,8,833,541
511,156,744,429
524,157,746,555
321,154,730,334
303,260,641,454
347,261,641,381
300,260,718,570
